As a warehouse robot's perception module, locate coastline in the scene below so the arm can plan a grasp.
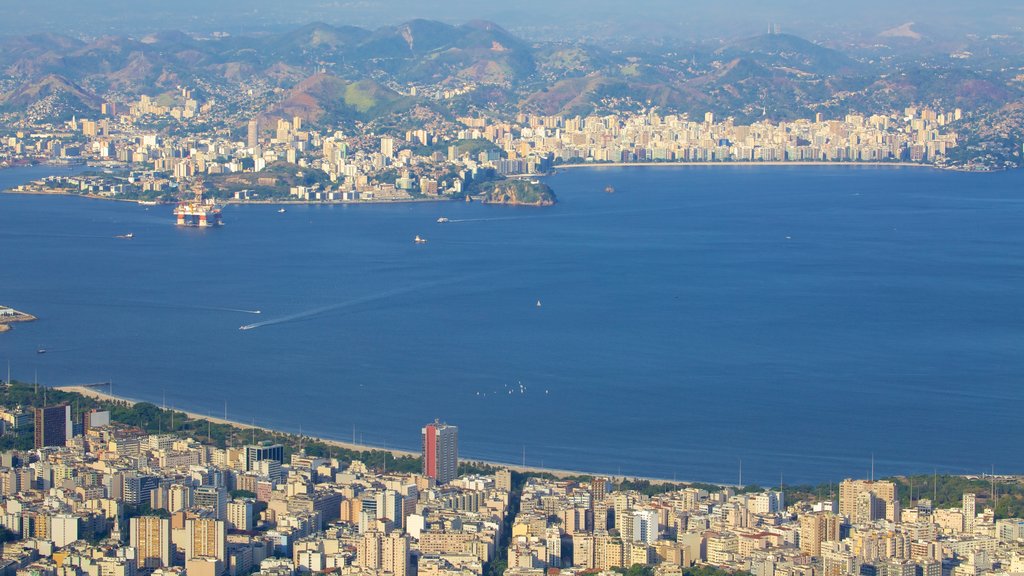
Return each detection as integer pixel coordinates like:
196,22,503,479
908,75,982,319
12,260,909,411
56,385,692,485
0,308,37,333
555,160,939,170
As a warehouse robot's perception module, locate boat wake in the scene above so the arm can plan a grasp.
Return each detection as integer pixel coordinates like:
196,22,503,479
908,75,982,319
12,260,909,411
211,307,261,314
238,273,488,331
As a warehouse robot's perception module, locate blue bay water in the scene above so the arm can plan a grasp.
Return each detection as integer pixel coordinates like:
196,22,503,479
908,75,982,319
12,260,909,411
1,164,1022,485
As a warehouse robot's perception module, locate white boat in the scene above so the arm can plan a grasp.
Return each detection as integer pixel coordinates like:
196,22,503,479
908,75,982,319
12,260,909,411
437,217,449,223
414,235,428,244
536,300,542,308
278,208,286,213
239,325,255,331
116,233,134,239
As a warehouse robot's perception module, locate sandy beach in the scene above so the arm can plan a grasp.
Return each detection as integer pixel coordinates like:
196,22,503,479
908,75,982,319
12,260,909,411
56,385,692,484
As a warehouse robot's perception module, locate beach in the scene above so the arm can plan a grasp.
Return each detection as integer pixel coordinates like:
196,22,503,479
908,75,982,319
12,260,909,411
55,385,688,484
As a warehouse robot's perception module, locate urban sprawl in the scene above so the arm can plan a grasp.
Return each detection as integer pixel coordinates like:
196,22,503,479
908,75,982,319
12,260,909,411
0,400,1017,576
2,86,962,202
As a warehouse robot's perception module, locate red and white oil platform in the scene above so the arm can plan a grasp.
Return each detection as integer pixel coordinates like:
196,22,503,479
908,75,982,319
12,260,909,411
174,178,223,227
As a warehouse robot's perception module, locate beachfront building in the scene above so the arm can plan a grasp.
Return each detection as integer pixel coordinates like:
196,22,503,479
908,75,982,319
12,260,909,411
422,420,459,484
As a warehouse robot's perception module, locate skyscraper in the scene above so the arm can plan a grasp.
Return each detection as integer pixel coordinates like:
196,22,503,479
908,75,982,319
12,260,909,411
421,420,458,484
34,404,71,448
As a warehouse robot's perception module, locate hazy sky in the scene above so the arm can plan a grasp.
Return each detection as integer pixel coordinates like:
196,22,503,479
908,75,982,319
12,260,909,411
5,0,1023,42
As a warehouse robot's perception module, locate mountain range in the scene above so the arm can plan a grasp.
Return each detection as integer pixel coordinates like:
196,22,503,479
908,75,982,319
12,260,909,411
0,19,1021,126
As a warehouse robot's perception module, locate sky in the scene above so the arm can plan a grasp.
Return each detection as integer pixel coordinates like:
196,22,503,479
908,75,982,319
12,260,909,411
4,0,1023,42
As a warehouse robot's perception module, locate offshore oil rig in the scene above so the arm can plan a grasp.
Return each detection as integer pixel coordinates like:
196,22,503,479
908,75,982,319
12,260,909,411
174,178,223,227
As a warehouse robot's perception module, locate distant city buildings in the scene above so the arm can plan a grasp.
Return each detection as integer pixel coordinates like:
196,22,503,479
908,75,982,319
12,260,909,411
1,99,964,204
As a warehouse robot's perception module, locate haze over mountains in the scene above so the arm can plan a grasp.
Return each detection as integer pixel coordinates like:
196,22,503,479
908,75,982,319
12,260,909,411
7,0,1024,43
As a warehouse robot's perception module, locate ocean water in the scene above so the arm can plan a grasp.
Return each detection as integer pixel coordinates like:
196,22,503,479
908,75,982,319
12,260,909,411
1,164,1022,485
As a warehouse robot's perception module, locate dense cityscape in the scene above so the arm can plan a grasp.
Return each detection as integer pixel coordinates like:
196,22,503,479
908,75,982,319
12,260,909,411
1,91,964,206
0,387,1019,576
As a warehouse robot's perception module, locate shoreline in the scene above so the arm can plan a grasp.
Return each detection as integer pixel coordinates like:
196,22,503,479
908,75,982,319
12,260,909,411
1,188,468,207
555,160,939,170
56,385,697,485
0,308,37,333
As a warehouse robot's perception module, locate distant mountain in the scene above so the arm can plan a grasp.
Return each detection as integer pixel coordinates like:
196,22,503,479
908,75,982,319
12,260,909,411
267,73,415,125
714,33,862,76
0,74,101,119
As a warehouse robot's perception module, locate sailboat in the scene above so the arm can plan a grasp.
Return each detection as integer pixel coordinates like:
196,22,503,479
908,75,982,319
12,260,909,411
414,235,428,244
536,300,542,308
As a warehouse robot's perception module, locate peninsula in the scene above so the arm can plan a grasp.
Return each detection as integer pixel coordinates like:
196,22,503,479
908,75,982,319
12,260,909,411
0,306,35,333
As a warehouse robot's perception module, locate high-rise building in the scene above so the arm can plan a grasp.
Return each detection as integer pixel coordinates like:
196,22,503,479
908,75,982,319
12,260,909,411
631,509,659,544
184,517,226,561
34,404,72,448
839,479,898,524
195,485,228,520
357,531,409,576
963,493,977,534
382,531,410,576
169,484,193,512
244,442,284,472
247,118,259,151
130,516,171,568
227,499,254,531
50,514,80,548
495,469,512,493
799,511,840,556
422,420,458,484
380,136,395,158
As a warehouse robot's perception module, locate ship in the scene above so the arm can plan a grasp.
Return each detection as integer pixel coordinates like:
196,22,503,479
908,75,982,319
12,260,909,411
116,233,134,239
137,200,160,206
437,217,449,223
605,185,615,193
174,178,223,227
278,208,286,213
414,235,428,244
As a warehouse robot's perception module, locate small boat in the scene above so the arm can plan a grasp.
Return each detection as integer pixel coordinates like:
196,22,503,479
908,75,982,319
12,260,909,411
37,348,46,354
437,217,449,223
239,325,255,331
278,208,286,213
605,185,615,194
536,300,542,308
116,233,134,239
414,235,428,244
